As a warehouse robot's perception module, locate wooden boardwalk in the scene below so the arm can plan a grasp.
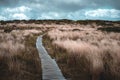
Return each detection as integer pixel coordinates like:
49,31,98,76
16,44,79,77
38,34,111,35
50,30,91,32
36,36,66,80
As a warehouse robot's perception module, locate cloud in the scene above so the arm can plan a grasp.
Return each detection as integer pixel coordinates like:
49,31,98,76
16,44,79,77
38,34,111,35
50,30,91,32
38,12,65,19
0,0,20,7
0,0,120,20
6,6,31,13
12,13,29,20
0,16,7,20
85,9,120,19
0,6,31,20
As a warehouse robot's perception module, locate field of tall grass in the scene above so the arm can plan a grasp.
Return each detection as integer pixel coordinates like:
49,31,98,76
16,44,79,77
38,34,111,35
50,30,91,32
43,23,120,80
0,20,120,80
0,29,42,80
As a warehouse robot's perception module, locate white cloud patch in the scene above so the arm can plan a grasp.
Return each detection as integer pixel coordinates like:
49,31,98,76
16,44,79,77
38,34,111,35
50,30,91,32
39,12,62,19
0,0,120,21
85,9,120,18
1,6,31,20
12,13,29,20
0,5,120,20
0,16,7,20
6,6,31,13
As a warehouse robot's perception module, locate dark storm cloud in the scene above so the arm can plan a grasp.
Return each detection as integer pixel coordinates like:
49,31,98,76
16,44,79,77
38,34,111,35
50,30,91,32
1,0,120,10
0,0,120,20
0,0,20,7
24,0,120,11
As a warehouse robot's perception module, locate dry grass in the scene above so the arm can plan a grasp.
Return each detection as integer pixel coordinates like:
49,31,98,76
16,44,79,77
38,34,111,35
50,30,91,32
43,24,120,80
0,21,120,80
0,30,42,80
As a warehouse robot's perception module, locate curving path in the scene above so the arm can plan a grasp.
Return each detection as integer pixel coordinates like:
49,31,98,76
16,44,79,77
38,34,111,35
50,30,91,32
36,35,66,80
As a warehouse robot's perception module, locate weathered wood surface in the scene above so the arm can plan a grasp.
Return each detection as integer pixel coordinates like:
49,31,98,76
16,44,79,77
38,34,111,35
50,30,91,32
36,36,66,80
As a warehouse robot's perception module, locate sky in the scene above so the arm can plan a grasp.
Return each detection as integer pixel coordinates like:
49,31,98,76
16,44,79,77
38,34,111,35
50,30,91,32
0,0,120,21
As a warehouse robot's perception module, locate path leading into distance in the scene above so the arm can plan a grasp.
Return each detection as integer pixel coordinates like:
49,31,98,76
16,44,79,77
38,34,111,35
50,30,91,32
36,36,66,80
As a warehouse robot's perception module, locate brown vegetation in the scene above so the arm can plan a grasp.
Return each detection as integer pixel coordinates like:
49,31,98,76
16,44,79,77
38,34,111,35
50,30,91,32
0,30,42,80
43,23,120,80
0,20,120,80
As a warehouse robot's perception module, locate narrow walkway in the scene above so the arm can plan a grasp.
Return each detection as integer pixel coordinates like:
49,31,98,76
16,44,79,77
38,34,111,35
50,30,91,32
36,36,66,80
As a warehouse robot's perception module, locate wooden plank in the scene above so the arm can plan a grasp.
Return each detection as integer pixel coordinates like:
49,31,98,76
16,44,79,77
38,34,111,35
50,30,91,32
36,36,66,80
